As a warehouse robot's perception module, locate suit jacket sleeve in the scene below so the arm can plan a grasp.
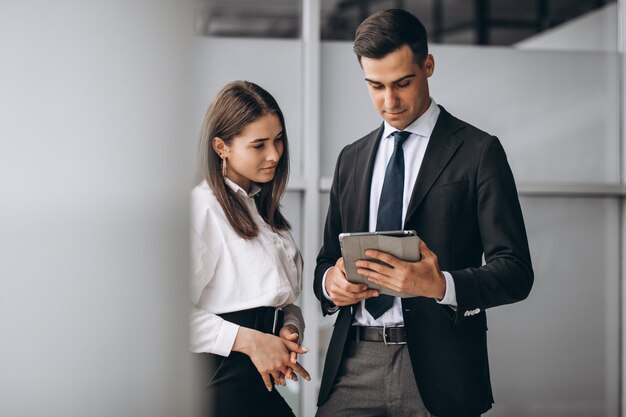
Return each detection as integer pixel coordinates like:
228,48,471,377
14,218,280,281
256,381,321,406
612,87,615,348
451,136,533,321
314,148,346,316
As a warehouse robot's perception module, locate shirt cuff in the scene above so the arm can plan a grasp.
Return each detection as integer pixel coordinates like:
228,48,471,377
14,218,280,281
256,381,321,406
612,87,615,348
213,320,240,357
436,271,458,310
322,267,334,300
321,267,340,313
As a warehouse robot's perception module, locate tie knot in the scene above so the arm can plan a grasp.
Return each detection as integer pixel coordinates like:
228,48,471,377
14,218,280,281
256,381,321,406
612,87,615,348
391,131,410,148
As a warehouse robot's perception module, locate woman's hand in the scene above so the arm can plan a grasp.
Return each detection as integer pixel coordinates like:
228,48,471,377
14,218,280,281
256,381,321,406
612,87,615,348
232,327,310,391
279,324,302,382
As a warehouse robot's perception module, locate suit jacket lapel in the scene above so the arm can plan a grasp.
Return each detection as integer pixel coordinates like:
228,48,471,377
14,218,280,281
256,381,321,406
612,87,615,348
353,125,384,232
405,107,464,224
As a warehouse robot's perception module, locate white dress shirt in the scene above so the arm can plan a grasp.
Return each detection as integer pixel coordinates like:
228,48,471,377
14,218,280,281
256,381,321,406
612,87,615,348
190,178,304,356
323,99,457,326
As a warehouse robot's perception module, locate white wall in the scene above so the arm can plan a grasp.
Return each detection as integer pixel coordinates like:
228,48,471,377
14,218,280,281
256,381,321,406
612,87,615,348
0,2,196,416
516,3,618,52
321,43,621,185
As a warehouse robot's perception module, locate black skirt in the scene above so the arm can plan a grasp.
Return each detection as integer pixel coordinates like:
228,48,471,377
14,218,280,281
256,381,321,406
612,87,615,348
194,306,295,417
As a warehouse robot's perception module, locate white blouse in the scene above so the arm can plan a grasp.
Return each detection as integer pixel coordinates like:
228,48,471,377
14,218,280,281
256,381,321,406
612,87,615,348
190,179,304,357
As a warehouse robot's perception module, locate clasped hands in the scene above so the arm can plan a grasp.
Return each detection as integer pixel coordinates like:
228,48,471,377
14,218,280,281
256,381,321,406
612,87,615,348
325,239,446,307
234,324,311,392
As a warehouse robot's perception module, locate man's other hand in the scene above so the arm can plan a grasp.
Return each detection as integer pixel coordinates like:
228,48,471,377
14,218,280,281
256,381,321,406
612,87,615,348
325,257,379,306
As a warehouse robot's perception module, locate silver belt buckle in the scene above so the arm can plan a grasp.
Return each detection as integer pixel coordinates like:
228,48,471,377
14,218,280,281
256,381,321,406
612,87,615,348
272,307,284,335
382,324,406,345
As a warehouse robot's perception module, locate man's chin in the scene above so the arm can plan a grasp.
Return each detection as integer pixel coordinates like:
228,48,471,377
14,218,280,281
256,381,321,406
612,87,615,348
384,117,408,130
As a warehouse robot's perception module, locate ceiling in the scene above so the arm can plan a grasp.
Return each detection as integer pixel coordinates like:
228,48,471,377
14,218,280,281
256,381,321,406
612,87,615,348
198,0,615,45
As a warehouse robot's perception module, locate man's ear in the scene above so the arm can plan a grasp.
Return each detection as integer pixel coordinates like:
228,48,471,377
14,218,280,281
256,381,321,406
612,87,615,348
424,54,435,78
212,137,228,159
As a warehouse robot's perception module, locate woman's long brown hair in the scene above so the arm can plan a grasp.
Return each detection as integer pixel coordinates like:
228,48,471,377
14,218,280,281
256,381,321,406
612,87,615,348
198,80,290,239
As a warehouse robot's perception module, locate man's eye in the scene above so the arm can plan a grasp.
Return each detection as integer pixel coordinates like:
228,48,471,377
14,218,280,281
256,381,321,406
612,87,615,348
253,144,264,149
369,84,383,90
397,81,410,88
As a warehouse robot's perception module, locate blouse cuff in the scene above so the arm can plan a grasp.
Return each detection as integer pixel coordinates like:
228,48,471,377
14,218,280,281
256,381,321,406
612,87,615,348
213,320,240,357
283,304,305,343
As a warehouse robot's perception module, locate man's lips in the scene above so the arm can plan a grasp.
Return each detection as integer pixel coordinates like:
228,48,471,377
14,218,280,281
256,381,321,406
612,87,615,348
385,109,406,115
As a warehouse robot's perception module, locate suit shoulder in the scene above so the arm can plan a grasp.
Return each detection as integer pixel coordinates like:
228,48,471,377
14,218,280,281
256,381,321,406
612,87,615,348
441,110,506,153
334,127,381,162
446,112,494,143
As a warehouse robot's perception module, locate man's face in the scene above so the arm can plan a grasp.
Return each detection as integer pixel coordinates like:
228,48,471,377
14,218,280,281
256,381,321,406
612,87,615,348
361,44,434,131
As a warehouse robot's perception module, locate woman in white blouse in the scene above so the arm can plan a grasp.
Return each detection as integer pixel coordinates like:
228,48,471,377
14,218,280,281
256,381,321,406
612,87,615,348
191,80,309,417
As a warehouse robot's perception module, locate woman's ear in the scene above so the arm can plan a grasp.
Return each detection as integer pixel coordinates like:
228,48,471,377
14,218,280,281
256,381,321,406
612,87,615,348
212,137,228,159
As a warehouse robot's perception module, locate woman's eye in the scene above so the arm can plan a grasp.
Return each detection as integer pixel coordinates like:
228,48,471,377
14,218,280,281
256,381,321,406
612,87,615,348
253,144,264,149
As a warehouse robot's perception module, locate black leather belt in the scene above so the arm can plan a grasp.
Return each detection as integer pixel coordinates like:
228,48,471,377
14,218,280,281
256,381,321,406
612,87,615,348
219,306,284,336
349,325,407,345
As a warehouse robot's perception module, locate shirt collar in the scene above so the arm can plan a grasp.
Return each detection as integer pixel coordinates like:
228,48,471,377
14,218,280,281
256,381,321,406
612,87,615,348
382,98,440,140
224,177,262,198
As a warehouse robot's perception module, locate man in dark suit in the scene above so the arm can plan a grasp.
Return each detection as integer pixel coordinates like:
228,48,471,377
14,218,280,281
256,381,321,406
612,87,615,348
314,9,533,417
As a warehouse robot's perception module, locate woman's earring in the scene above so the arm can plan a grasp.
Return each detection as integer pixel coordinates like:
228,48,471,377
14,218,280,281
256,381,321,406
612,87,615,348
221,157,227,179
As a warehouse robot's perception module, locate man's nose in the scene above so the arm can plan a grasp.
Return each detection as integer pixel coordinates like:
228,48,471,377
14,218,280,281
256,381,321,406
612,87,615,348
384,89,398,109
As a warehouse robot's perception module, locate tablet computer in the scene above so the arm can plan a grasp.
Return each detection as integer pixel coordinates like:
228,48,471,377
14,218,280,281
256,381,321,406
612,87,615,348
338,230,421,298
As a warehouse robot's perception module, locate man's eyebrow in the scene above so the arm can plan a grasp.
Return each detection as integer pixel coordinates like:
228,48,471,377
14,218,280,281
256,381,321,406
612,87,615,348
364,74,416,84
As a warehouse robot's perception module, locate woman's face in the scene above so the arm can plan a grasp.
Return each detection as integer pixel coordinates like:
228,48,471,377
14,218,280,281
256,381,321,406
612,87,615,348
221,112,284,192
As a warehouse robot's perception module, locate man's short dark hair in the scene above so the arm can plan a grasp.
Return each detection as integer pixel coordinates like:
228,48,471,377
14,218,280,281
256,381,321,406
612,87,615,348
353,9,428,66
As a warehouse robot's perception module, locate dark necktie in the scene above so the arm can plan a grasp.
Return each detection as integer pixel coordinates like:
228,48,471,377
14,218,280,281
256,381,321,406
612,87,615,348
365,130,411,319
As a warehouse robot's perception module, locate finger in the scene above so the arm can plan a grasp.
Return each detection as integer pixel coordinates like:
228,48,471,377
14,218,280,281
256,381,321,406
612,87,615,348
355,259,392,275
291,362,311,381
363,249,400,267
285,367,298,381
353,289,381,302
262,373,272,392
290,351,297,364
357,267,388,282
336,257,346,274
282,339,310,355
329,266,358,289
279,324,299,339
418,239,431,257
329,278,367,298
365,289,381,299
368,275,401,292
330,287,374,305
339,280,369,293
284,332,299,342
271,369,285,386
